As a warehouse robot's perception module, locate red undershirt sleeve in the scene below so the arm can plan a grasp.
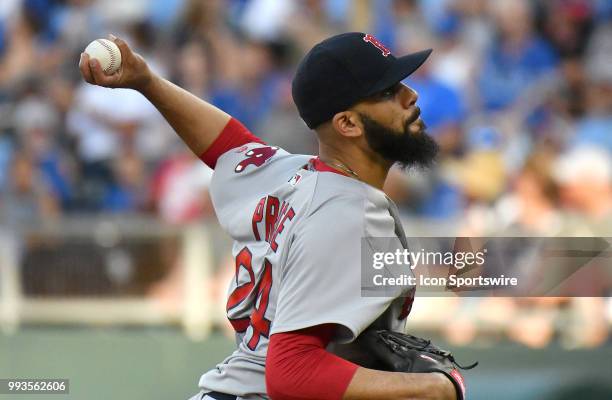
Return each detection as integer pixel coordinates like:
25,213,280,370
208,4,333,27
266,324,359,400
199,118,265,169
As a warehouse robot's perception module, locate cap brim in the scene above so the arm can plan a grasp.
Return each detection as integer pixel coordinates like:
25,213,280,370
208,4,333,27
365,49,433,96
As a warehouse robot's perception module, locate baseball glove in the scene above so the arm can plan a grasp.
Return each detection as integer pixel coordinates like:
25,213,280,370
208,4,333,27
361,329,478,400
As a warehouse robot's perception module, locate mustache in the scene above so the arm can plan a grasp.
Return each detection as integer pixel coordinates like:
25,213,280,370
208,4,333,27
403,111,427,135
405,106,421,126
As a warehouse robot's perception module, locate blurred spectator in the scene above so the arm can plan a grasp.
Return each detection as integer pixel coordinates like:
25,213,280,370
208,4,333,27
283,0,342,52
256,76,317,155
0,151,59,226
49,0,104,49
553,146,612,235
91,0,148,27
0,0,20,23
16,100,73,208
451,126,506,202
495,149,562,235
427,15,480,94
572,21,612,152
0,20,6,59
391,0,430,49
561,297,610,348
148,0,187,31
151,146,214,224
173,0,226,44
549,56,588,120
0,14,38,89
572,79,612,153
540,0,594,58
210,39,284,130
174,40,211,99
0,131,13,188
102,151,147,213
66,83,159,209
507,297,564,348
239,0,295,41
477,0,558,111
585,20,612,84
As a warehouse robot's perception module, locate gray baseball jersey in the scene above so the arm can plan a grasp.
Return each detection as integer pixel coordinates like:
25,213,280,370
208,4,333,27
198,141,414,399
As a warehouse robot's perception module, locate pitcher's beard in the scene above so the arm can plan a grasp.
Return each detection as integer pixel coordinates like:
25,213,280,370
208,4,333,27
360,113,439,169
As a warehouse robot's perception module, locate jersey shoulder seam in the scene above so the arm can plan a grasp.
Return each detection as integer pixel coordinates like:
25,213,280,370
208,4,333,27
297,172,319,220
302,175,368,219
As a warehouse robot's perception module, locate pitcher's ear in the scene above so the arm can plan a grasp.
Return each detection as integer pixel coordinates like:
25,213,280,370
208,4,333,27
332,111,363,138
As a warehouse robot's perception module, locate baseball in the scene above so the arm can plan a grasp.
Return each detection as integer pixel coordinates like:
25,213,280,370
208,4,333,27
84,38,122,75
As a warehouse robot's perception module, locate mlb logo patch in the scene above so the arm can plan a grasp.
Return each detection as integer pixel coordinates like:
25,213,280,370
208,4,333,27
288,172,303,187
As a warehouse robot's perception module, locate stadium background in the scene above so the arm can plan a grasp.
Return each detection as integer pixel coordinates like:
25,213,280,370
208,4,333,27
0,0,611,399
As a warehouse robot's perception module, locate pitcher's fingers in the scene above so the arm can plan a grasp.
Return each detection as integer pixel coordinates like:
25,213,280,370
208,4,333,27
110,36,133,60
79,53,95,84
89,58,118,87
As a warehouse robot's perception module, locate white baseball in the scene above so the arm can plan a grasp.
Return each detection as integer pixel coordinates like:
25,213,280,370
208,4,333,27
84,39,122,75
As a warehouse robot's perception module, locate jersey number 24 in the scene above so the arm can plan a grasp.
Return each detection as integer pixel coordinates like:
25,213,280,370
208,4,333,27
226,247,273,350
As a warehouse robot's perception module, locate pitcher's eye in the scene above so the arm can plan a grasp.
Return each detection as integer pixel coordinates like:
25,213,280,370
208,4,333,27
378,84,400,100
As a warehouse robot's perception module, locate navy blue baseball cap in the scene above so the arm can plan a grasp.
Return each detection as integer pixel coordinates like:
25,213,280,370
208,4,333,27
292,32,432,129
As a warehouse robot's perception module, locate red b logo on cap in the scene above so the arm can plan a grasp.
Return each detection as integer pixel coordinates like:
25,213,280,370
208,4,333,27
363,34,391,57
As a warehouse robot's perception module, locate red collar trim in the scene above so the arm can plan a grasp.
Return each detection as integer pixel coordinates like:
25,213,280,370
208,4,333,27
309,157,349,177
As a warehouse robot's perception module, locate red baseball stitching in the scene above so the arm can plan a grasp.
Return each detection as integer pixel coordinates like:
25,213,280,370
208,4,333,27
95,39,117,73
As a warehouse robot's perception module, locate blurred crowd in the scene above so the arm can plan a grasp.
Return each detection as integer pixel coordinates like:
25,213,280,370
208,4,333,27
0,0,611,232
0,0,611,347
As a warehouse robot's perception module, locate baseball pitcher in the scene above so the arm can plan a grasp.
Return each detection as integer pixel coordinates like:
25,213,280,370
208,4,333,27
79,32,470,400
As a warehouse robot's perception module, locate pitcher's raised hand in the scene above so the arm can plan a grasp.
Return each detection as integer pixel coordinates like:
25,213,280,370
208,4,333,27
79,35,152,91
